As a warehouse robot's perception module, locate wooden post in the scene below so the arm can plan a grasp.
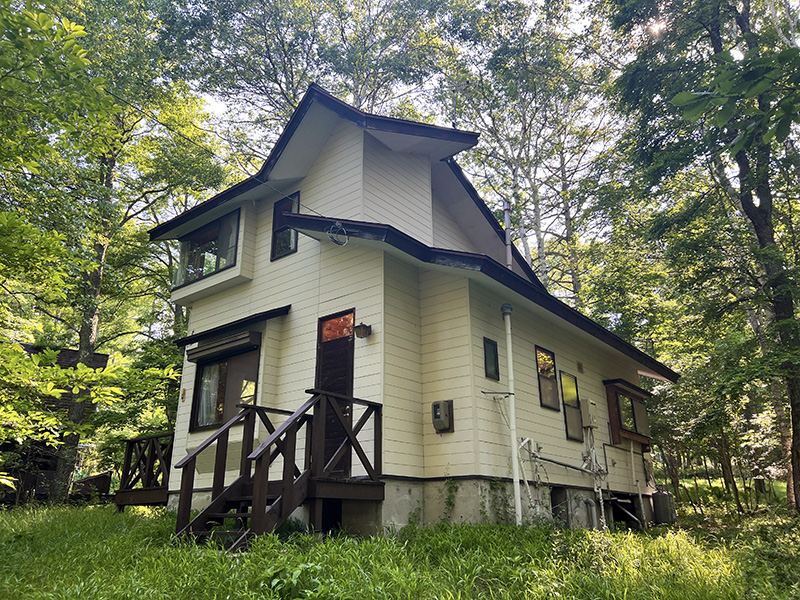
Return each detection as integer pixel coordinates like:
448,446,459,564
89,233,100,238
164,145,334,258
177,457,196,534
241,408,256,481
374,406,382,479
119,440,134,491
144,438,156,488
250,454,269,534
212,429,229,498
311,395,326,477
282,424,297,518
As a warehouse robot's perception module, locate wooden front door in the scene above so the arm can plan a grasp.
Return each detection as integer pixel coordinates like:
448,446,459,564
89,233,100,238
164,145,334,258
315,310,355,478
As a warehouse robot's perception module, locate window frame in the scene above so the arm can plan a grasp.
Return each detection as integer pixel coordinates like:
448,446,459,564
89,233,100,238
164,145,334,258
189,336,261,432
483,337,499,381
271,192,299,261
559,370,584,442
174,210,240,289
536,346,560,411
603,379,651,448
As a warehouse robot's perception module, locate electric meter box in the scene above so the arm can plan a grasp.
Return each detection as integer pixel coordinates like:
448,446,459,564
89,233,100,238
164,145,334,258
432,400,453,433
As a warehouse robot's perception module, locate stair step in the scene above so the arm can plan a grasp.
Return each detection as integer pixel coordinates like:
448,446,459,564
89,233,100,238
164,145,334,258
206,512,252,519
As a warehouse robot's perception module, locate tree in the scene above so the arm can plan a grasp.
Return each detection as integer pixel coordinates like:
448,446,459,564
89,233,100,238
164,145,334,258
164,0,450,171
609,0,800,509
440,0,619,306
1,0,229,500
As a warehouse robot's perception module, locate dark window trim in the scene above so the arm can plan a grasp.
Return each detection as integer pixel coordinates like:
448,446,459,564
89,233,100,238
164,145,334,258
603,379,651,447
483,337,499,381
560,370,584,442
535,345,559,411
189,343,261,433
176,305,290,347
173,209,240,291
271,192,299,261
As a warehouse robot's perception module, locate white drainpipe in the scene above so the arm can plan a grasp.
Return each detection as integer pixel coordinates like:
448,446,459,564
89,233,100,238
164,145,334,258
501,303,523,525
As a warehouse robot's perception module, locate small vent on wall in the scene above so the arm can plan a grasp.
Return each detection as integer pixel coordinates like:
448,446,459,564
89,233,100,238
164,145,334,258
577,361,584,374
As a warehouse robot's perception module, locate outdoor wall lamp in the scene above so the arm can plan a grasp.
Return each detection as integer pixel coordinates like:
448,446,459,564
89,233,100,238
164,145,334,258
354,322,372,338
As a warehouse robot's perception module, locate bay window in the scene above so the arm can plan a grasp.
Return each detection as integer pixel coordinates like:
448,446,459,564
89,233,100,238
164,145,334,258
175,210,239,287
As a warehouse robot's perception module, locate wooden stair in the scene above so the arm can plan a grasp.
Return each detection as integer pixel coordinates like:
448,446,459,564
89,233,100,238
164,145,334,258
174,391,383,550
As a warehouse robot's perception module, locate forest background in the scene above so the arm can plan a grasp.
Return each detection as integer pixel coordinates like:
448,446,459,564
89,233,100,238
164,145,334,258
1,0,799,514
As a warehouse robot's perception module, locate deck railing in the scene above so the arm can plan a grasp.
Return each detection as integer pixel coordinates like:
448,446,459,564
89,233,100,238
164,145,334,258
115,432,173,508
174,390,382,537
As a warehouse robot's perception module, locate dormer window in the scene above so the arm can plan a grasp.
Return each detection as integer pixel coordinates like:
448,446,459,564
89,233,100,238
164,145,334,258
175,211,239,287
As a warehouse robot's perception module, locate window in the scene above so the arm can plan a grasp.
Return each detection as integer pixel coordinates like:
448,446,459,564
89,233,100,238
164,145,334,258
192,349,259,430
175,211,239,287
603,379,652,446
560,371,583,441
271,192,299,260
536,346,559,410
484,337,499,380
618,393,650,437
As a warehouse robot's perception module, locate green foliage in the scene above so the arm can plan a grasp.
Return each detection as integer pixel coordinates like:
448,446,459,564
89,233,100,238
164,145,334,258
2,506,799,598
0,0,109,171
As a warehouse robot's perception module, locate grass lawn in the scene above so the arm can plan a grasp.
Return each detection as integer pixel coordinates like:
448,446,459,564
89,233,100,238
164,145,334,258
1,504,798,599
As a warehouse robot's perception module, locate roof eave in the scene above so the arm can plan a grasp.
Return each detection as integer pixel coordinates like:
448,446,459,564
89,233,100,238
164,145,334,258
283,212,679,383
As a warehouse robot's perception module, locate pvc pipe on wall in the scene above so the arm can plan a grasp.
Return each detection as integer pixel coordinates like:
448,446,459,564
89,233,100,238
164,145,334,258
501,303,523,525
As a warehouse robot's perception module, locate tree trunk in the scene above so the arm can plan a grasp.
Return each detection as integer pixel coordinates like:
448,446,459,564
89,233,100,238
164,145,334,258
49,241,108,503
719,432,744,513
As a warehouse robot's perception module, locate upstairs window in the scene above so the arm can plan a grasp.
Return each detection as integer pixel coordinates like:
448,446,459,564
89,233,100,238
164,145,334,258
560,371,583,441
618,393,650,437
536,346,559,410
175,211,239,287
271,192,299,260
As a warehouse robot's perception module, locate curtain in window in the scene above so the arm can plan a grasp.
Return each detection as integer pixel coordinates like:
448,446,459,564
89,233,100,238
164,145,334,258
196,363,220,427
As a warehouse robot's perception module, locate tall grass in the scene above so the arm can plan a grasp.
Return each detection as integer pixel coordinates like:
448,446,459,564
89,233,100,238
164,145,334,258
1,505,798,599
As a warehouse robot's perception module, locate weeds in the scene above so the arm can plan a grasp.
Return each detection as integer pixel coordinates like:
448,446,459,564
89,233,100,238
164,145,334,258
1,505,798,599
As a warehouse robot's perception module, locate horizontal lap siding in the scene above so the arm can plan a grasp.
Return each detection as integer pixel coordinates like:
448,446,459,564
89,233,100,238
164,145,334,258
362,133,432,245
301,120,364,220
468,281,651,494
420,271,476,478
432,192,478,252
382,255,423,477
172,119,383,491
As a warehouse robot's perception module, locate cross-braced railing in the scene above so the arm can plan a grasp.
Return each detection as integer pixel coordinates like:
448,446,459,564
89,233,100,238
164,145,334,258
119,432,173,490
174,390,382,540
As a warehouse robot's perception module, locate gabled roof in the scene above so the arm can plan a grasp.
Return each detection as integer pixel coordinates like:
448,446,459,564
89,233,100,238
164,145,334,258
150,84,479,241
282,212,680,383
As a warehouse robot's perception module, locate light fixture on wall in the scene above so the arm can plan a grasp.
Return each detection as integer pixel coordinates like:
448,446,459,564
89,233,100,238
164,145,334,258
354,322,372,338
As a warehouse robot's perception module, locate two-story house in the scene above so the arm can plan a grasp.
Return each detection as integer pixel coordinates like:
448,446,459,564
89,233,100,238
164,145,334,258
148,84,678,547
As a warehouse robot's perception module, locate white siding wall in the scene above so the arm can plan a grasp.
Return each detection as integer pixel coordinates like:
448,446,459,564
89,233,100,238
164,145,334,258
362,133,433,245
382,255,424,477
431,191,479,252
466,280,651,495
301,120,364,220
169,119,388,493
420,270,476,478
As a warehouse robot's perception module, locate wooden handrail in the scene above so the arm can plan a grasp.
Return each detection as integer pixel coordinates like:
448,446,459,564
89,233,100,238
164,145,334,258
123,431,173,443
175,408,253,469
304,388,382,409
248,395,319,461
